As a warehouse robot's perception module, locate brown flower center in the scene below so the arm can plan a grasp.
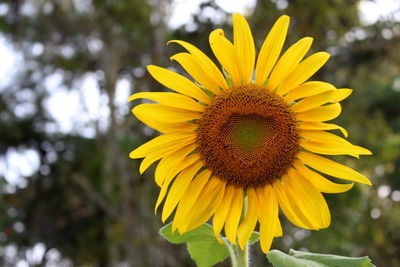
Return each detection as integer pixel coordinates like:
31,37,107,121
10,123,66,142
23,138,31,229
196,84,300,188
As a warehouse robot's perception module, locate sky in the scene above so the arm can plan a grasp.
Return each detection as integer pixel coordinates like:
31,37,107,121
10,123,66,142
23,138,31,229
168,0,400,28
169,0,256,28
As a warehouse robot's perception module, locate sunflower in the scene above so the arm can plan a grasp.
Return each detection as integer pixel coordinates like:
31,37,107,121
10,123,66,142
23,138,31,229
129,14,371,253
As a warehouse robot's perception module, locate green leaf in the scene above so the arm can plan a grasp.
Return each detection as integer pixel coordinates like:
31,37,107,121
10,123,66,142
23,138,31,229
159,222,218,243
159,223,229,267
249,231,260,245
289,249,376,267
187,240,229,267
267,250,327,267
267,249,376,267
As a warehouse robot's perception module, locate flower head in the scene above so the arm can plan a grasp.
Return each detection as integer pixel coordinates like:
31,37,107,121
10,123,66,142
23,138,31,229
129,14,371,253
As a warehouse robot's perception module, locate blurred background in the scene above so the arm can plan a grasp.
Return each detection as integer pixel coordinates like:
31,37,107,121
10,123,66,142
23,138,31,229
0,0,400,266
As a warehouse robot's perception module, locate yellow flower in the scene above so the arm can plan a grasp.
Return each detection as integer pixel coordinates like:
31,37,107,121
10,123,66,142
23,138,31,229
129,14,372,253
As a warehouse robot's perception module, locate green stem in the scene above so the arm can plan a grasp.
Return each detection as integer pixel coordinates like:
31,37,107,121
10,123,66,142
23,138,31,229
235,243,249,267
224,239,238,267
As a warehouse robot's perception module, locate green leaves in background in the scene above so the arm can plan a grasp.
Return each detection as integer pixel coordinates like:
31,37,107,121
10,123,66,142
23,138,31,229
248,231,260,245
186,240,229,267
267,249,376,267
159,223,376,267
159,223,228,267
159,222,260,267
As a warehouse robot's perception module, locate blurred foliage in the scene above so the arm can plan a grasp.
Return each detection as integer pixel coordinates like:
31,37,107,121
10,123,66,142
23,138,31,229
0,0,400,266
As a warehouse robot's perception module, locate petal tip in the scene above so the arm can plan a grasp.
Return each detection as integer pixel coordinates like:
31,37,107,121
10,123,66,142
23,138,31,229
146,65,158,75
128,93,139,102
302,37,314,45
166,40,176,45
276,15,290,28
320,51,331,60
232,13,244,19
131,105,140,116
129,150,139,159
280,14,290,21
139,163,147,174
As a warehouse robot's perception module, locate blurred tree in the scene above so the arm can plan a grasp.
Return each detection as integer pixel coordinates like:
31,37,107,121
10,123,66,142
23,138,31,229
1,0,400,266
0,0,183,266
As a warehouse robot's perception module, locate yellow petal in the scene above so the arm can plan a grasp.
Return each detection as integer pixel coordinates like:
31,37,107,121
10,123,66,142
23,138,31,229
129,92,204,112
147,65,210,103
154,144,197,186
129,132,195,159
139,154,160,174
233,13,255,84
300,140,361,158
257,185,279,253
301,130,366,145
168,40,228,91
238,188,258,249
331,88,353,102
275,217,283,237
301,130,372,156
183,178,226,233
154,154,201,213
172,169,211,232
255,15,290,85
277,52,330,95
295,103,341,122
170,53,222,95
298,121,348,138
139,142,196,174
132,103,201,124
224,187,243,245
133,104,198,133
209,29,241,85
284,170,331,229
268,37,313,90
284,81,336,103
274,179,314,229
213,185,236,242
291,90,337,113
161,161,203,222
135,114,197,134
294,161,354,193
297,151,372,185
